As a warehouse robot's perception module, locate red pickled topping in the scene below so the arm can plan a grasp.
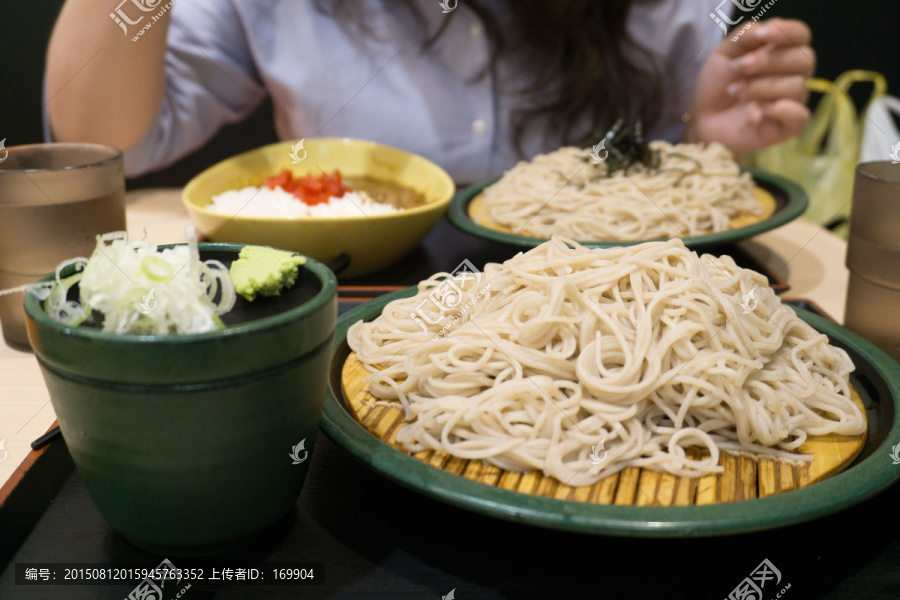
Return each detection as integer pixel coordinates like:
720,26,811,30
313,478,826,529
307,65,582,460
262,169,353,206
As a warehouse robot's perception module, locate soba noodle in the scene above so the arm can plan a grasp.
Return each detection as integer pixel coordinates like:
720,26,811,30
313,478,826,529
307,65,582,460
347,238,865,487
482,142,760,241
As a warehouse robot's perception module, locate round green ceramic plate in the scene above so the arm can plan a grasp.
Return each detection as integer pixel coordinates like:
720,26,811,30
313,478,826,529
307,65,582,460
322,290,900,537
447,169,808,250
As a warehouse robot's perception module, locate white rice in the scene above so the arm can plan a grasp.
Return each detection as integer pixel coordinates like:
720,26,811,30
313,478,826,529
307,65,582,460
207,185,400,218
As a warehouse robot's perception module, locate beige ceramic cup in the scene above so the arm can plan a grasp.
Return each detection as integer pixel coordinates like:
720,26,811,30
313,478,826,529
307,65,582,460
0,143,126,349
844,161,900,363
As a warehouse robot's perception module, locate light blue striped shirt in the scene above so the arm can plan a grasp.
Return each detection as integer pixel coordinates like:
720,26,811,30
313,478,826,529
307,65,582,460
108,0,726,181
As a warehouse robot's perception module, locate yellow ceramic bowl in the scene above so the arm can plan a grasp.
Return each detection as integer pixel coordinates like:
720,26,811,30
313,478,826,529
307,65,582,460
183,138,455,278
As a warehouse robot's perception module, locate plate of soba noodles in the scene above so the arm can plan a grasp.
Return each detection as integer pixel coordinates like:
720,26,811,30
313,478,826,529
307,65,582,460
321,237,900,537
447,138,807,250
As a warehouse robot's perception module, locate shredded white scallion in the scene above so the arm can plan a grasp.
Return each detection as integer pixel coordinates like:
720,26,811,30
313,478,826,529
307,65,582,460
41,229,236,334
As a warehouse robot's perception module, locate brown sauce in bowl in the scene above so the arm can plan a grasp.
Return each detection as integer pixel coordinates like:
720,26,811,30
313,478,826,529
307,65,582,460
344,176,426,210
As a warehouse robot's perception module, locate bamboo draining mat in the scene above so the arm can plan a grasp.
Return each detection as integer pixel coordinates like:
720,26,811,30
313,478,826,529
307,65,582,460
465,186,778,238
341,352,867,506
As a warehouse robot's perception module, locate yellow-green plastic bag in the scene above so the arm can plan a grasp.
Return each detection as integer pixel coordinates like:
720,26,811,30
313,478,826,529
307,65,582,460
745,71,888,239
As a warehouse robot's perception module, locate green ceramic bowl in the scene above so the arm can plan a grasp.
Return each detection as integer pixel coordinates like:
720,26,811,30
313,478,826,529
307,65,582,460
24,243,337,555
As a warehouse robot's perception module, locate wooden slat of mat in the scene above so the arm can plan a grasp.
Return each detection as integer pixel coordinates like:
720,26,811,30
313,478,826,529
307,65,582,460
595,474,620,505
758,457,778,498
739,456,758,501
517,472,542,495
613,468,641,505
719,454,738,503
776,461,797,494
443,456,469,476
635,470,661,507
673,476,696,506
534,475,559,498
497,471,522,491
428,451,451,470
655,472,678,506
462,460,503,488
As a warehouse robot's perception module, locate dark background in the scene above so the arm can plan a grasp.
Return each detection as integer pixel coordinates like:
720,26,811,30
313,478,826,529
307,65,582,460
1,0,898,190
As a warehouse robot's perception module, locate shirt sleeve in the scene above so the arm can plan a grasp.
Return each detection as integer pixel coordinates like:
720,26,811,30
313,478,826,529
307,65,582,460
120,0,267,177
628,0,727,143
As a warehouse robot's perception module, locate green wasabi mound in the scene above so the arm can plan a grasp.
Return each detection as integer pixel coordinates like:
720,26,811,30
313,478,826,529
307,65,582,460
229,246,307,302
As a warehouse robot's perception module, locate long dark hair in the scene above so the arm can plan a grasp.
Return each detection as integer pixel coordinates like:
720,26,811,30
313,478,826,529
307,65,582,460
314,0,662,154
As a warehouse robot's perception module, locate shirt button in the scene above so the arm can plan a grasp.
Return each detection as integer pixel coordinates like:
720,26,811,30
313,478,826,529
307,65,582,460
469,24,482,39
472,119,487,134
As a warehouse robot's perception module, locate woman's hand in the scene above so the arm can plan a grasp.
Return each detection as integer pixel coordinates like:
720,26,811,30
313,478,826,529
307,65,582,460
685,18,815,158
